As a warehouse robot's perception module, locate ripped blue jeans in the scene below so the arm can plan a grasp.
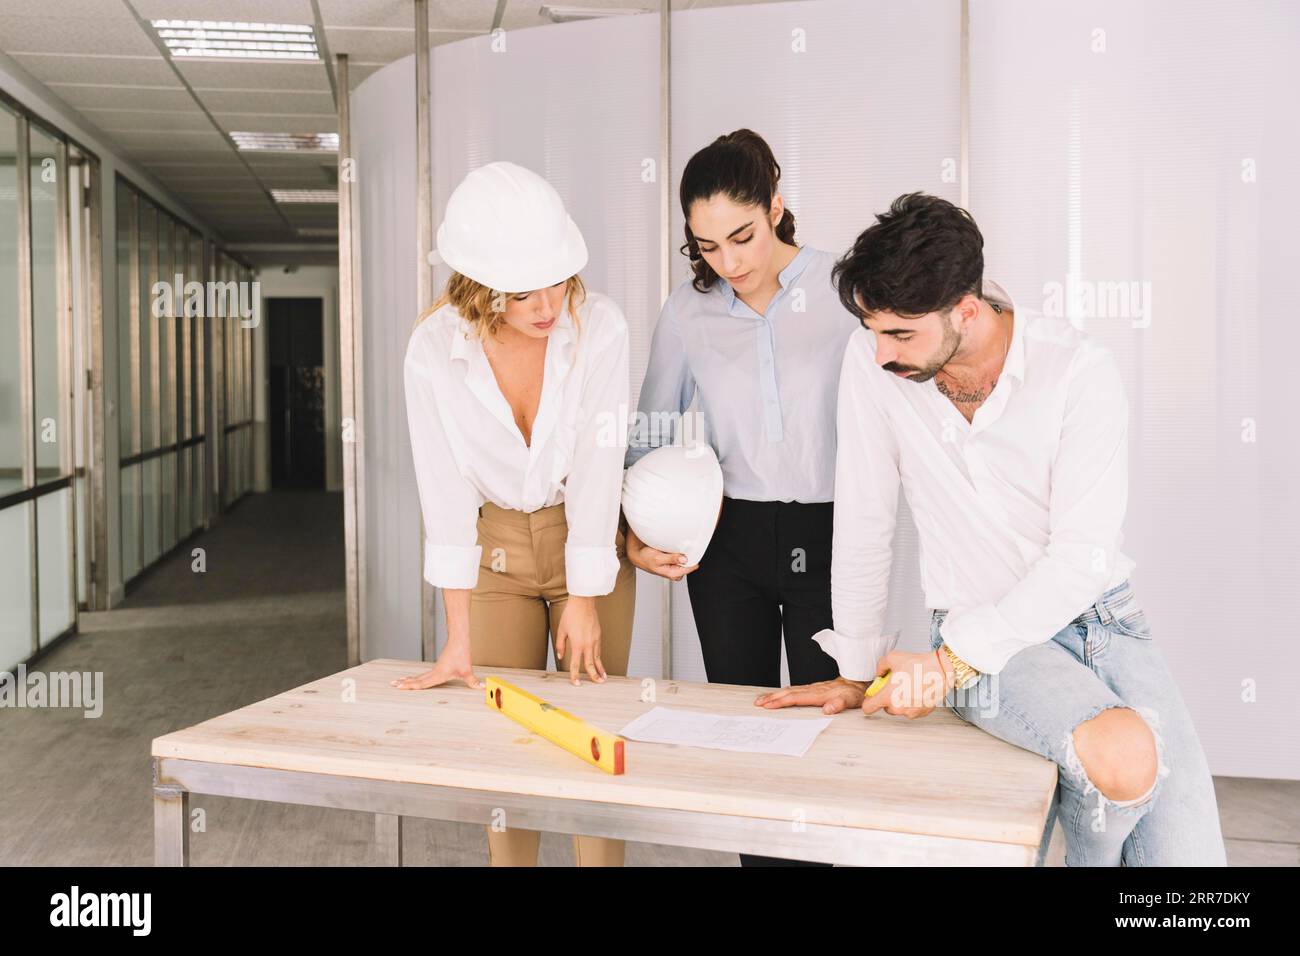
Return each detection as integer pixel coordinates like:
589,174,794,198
930,581,1227,866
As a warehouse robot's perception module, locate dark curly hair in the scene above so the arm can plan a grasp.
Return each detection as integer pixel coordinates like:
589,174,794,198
679,129,797,293
832,193,984,321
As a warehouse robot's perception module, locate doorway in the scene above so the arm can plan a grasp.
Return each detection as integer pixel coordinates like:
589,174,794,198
267,297,325,489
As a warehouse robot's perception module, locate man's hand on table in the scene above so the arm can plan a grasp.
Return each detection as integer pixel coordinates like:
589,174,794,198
754,650,958,720
391,637,480,691
754,676,868,714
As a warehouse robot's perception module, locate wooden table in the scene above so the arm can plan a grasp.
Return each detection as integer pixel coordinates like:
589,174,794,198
151,660,1059,866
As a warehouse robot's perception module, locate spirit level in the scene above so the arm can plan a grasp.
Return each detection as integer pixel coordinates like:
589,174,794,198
485,676,626,774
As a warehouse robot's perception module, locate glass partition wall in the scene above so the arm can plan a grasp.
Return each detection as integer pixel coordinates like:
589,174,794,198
217,250,254,508
0,87,257,673
0,98,90,672
115,177,255,594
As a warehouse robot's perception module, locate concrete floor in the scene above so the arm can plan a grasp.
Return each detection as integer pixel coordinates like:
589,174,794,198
1,490,1294,866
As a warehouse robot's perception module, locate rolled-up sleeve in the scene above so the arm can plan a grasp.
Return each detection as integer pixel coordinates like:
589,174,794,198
625,295,695,469
939,346,1130,674
812,330,901,680
563,301,630,597
403,334,483,590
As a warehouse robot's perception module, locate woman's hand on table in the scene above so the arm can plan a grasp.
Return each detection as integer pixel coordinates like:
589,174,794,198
391,637,480,691
555,595,606,686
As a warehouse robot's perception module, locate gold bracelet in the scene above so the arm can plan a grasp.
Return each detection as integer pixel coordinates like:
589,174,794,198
941,643,981,690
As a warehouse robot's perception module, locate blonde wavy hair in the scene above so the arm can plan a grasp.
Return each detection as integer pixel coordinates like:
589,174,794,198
413,272,586,339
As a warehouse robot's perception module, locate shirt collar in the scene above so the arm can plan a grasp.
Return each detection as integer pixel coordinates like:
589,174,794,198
984,278,1025,384
449,313,478,364
717,244,814,313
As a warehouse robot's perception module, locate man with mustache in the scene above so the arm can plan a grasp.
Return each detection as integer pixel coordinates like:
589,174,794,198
756,193,1226,866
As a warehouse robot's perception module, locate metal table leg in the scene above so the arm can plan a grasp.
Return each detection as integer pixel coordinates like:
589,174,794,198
375,813,403,866
153,786,190,867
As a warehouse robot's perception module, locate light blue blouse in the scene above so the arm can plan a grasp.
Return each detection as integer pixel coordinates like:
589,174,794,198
626,245,859,503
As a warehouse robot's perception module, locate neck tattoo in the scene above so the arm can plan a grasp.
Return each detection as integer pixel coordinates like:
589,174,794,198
936,302,1011,408
936,379,987,404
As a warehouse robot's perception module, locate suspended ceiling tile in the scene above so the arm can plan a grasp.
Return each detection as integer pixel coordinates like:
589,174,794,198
213,214,279,223
233,224,300,233
260,167,337,188
289,214,341,225
323,26,418,61
345,63,383,86
244,153,339,169
192,205,282,216
111,129,229,148
278,201,338,215
216,222,293,232
237,248,337,267
142,172,247,188
195,89,336,113
139,158,247,171
11,53,177,86
129,0,316,22
183,185,270,198
211,113,338,135
173,59,330,91
170,193,271,206
222,229,295,242
317,0,492,31
128,147,239,162
46,84,197,111
9,0,138,17
163,173,264,185
188,210,279,222
88,109,215,132
0,14,162,55
192,191,277,201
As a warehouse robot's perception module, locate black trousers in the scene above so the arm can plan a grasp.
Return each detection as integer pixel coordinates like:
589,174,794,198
686,496,840,867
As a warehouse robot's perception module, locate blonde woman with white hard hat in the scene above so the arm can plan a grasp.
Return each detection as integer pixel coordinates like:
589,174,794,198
394,161,634,867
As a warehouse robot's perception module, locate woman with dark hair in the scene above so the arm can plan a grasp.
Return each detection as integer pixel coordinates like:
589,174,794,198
624,129,859,865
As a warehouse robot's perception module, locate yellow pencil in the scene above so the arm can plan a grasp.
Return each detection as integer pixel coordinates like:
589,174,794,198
866,671,891,697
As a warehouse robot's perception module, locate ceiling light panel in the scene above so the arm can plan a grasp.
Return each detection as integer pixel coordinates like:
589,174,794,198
152,20,320,61
271,189,339,203
230,132,338,152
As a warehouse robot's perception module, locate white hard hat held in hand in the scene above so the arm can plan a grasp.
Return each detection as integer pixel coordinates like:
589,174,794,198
622,444,725,567
436,160,588,293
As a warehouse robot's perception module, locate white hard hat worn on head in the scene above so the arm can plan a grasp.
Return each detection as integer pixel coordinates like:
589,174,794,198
436,160,588,293
622,444,725,567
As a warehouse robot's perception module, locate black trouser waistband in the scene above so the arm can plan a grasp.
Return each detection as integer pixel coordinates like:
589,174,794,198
721,496,834,512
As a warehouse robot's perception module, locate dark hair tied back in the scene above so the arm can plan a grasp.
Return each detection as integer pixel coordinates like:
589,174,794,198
678,129,797,293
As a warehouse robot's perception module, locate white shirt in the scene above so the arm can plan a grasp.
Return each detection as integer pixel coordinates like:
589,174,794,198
403,291,630,596
626,246,858,502
814,279,1135,677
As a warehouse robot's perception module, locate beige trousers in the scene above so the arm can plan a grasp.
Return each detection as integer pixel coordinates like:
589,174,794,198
471,501,635,867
